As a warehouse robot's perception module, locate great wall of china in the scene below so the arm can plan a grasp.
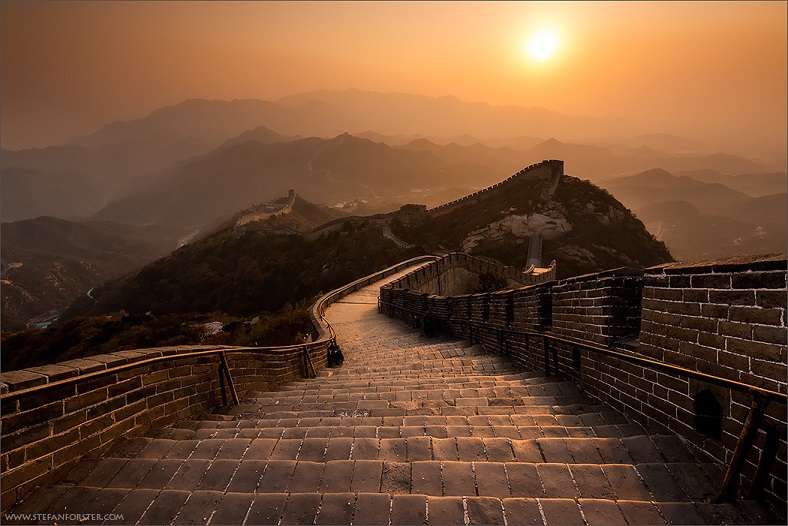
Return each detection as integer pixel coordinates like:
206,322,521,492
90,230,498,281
253,159,565,241
380,253,787,507
1,160,785,523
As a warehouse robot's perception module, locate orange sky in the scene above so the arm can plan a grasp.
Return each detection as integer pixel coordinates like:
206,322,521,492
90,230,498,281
2,1,786,154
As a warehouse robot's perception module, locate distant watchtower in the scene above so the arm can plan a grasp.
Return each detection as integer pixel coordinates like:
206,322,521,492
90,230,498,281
396,204,427,225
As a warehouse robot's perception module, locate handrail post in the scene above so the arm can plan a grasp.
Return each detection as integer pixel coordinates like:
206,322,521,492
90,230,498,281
715,392,768,502
747,423,781,500
219,351,239,405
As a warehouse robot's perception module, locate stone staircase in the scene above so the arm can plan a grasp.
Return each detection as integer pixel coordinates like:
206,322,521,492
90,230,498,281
6,273,780,525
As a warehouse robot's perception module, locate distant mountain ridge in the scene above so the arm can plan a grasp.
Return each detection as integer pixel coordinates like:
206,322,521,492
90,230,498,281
1,217,180,331
3,90,777,226
600,168,786,260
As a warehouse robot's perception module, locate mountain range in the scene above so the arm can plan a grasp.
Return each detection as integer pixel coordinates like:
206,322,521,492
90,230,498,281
2,89,784,330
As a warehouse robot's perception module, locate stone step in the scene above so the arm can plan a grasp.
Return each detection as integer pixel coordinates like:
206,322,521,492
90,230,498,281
8,487,777,526
62,458,724,499
200,411,625,428
102,435,700,465
258,375,570,394
151,423,648,442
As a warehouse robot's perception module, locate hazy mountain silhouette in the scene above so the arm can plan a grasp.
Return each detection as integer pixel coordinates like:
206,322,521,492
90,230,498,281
635,199,786,261
604,169,753,216
673,169,786,197
2,217,180,331
520,139,768,180
278,89,641,142
600,169,786,260
91,133,524,233
1,167,106,223
3,91,774,224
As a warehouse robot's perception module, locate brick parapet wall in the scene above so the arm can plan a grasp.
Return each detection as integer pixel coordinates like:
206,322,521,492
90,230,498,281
380,253,787,507
427,160,563,218
0,255,438,511
0,343,328,510
386,252,554,296
552,267,644,346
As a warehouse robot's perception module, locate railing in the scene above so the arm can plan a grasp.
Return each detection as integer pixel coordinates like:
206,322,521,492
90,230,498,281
379,299,787,503
0,255,438,510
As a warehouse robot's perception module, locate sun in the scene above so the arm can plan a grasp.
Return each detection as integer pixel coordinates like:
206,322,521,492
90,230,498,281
526,29,559,61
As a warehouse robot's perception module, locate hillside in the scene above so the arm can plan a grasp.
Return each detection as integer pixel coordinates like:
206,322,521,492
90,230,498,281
600,168,787,260
393,166,672,278
62,220,424,322
1,217,181,331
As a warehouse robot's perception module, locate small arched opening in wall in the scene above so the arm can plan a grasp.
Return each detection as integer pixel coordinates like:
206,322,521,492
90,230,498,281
693,389,724,439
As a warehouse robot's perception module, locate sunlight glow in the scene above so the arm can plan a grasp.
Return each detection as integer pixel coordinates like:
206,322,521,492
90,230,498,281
526,29,559,61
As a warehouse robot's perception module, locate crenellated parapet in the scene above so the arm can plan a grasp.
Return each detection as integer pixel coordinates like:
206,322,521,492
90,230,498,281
427,159,564,218
302,160,564,239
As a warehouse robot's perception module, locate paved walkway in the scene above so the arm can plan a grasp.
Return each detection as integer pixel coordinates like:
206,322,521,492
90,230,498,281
6,269,779,524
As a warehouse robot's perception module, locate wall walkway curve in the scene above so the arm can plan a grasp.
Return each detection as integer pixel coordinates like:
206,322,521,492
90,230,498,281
0,255,438,510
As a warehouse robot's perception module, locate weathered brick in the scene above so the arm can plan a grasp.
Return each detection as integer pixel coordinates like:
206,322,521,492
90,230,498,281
1,370,48,391
708,289,755,306
717,351,748,371
753,325,787,345
719,321,753,339
18,384,77,412
691,274,730,289
142,370,169,386
52,410,88,434
79,414,114,439
681,289,708,303
729,306,782,326
667,275,690,287
654,288,683,301
751,359,787,382
25,364,80,383
25,428,80,461
2,402,63,434
53,434,101,467
108,377,143,398
701,303,730,318
755,290,787,309
698,332,725,349
2,422,51,452
727,337,783,362
1,457,53,490
680,316,717,332
126,385,156,404
86,395,126,420
732,271,786,289
76,374,118,395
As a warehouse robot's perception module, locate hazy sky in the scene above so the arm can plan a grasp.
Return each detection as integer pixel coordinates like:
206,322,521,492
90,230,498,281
2,1,786,154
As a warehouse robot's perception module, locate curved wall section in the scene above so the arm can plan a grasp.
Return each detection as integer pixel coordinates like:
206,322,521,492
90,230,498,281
0,255,437,511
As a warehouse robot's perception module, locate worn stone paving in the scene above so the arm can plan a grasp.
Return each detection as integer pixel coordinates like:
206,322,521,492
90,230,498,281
7,268,781,524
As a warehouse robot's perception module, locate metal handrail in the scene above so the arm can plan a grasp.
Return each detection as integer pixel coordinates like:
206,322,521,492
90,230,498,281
379,299,787,403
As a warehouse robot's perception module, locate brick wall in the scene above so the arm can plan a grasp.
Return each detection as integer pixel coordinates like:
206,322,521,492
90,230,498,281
386,252,555,296
0,255,437,511
380,253,787,507
428,160,563,218
638,256,787,504
0,343,328,510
